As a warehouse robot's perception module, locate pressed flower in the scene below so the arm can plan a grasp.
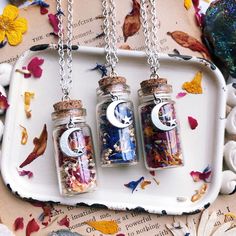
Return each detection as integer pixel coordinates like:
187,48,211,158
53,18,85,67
19,124,48,168
24,91,34,118
0,5,27,46
182,71,203,94
188,116,198,129
190,166,211,182
48,13,59,35
0,92,9,110
14,217,24,231
124,176,144,193
26,218,40,236
58,215,70,228
86,220,119,234
20,125,28,145
18,169,33,178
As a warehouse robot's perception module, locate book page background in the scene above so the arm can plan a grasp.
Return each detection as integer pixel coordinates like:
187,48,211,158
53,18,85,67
0,1,234,236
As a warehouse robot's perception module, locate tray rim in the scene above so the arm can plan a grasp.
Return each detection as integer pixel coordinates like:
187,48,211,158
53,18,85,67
1,44,227,215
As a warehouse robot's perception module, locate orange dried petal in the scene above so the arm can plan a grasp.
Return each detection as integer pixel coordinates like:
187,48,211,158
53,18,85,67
182,71,203,94
141,180,151,189
184,0,192,10
86,220,119,234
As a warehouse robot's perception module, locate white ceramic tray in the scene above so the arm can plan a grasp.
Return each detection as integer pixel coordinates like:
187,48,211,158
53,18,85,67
1,45,226,215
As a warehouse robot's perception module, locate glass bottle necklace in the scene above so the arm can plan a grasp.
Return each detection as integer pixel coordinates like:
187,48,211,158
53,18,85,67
96,0,138,167
51,0,97,196
138,0,184,170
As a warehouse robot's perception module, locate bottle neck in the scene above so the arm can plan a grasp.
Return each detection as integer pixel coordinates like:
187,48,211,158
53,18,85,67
53,116,86,127
139,92,172,104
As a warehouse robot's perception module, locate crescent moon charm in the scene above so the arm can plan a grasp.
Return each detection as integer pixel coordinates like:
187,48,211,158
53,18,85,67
59,127,85,157
151,101,177,131
106,99,133,128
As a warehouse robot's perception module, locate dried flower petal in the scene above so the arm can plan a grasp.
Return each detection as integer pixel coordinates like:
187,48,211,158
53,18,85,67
58,215,70,228
153,177,160,185
188,116,198,130
122,0,141,42
39,204,53,227
225,212,236,219
90,63,107,77
14,217,24,231
0,92,9,110
184,0,192,10
19,124,48,168
27,57,44,78
149,171,155,176
48,13,59,35
176,92,187,99
86,221,119,234
40,6,48,15
182,71,203,94
20,125,28,145
167,31,209,58
190,166,211,182
191,183,208,202
24,92,34,118
26,218,40,236
141,180,151,189
124,176,144,193
18,169,33,178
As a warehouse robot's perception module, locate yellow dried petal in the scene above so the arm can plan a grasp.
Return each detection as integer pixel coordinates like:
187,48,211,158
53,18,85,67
20,125,28,145
14,17,28,34
141,180,151,189
6,30,22,46
224,212,236,219
184,0,192,10
24,92,34,118
86,220,119,234
3,5,19,20
182,71,203,94
191,183,208,202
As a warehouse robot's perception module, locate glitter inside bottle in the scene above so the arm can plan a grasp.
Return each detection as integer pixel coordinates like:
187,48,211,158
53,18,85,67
51,100,97,196
138,78,183,170
96,76,138,167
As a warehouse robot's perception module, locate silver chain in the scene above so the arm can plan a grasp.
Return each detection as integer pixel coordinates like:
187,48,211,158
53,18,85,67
140,0,160,78
56,0,74,100
102,0,119,76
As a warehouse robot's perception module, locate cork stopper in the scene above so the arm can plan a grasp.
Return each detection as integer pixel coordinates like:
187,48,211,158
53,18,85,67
140,78,172,95
98,76,127,92
53,100,83,112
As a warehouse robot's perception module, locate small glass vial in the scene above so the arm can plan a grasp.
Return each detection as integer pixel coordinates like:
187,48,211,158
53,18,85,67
96,76,138,167
138,78,183,170
51,100,97,196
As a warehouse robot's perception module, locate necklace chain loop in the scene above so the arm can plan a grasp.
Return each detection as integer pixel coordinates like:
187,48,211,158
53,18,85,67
140,0,160,77
56,0,74,100
102,0,119,75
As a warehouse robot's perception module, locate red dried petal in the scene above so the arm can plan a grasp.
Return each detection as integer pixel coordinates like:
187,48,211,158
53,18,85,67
188,116,198,130
18,170,33,179
48,13,59,35
14,217,24,231
190,170,212,182
167,31,210,58
149,171,155,176
58,215,70,228
27,57,44,78
19,124,48,168
26,218,40,236
0,92,9,110
40,6,48,15
122,0,141,42
190,171,201,182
